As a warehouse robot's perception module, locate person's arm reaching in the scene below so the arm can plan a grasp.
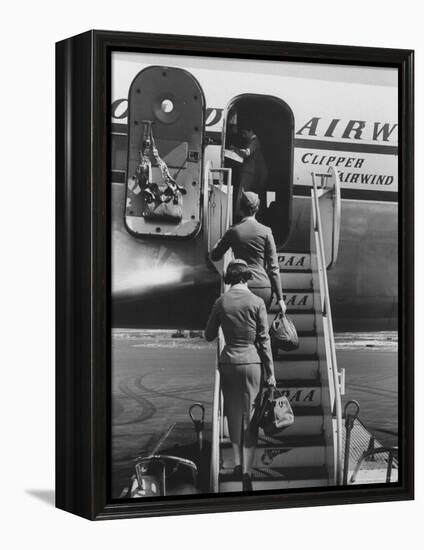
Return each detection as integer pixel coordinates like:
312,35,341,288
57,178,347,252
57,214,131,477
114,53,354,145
235,147,251,159
204,300,221,342
233,137,258,159
210,228,233,262
265,230,287,314
255,300,275,384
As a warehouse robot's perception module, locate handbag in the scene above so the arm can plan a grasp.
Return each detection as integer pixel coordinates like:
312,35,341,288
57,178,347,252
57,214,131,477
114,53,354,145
134,123,186,224
257,387,294,436
269,312,299,351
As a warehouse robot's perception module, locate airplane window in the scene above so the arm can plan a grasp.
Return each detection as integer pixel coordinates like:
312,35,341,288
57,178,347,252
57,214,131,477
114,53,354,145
161,99,174,113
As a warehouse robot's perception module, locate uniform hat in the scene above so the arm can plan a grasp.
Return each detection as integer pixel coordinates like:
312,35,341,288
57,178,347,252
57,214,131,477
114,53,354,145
229,259,248,267
224,259,252,285
240,191,260,211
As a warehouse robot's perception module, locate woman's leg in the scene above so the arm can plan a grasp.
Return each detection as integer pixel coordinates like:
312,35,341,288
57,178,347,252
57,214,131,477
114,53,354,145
241,364,262,480
242,446,256,475
220,366,244,473
221,363,261,480
232,443,241,467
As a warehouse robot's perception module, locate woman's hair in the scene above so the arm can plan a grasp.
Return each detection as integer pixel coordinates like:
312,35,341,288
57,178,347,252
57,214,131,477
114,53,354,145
240,191,260,216
224,260,253,285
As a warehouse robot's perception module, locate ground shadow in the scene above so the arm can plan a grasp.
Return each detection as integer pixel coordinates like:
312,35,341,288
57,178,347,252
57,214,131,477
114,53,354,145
26,489,55,507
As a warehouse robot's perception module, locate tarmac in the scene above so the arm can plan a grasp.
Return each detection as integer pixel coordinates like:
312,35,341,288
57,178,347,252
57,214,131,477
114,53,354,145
111,330,398,497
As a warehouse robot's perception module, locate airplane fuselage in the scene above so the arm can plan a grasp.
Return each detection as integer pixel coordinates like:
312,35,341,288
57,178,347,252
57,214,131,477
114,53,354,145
111,53,398,331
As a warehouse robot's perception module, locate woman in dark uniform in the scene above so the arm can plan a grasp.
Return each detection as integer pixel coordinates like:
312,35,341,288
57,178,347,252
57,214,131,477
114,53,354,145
204,260,276,491
210,191,287,314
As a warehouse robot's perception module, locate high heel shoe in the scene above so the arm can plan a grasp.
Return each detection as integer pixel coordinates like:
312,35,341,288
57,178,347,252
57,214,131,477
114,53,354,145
242,473,253,491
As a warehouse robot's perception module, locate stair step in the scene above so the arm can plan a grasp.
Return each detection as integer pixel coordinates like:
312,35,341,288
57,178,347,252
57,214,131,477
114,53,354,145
281,272,312,290
220,465,327,481
221,442,326,469
275,377,320,386
220,408,324,442
283,405,323,416
287,311,316,332
227,412,320,441
274,359,319,380
273,350,318,362
272,335,317,356
261,414,323,437
221,433,325,449
268,328,316,341
278,252,311,272
219,478,329,492
219,465,329,492
257,433,324,447
267,312,316,333
270,291,314,312
280,271,312,290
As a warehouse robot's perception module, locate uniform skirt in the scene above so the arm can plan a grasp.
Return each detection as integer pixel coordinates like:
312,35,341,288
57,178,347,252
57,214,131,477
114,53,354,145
219,362,262,448
248,285,272,311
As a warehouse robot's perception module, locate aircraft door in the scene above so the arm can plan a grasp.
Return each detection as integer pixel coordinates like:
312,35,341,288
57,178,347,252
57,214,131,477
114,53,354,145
222,94,294,247
125,66,205,238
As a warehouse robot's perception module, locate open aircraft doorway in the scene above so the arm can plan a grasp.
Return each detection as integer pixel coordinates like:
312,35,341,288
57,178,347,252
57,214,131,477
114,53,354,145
223,94,294,246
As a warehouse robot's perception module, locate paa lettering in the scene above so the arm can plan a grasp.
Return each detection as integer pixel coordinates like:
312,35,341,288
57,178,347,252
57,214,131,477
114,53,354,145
283,295,309,307
278,255,306,267
280,389,316,402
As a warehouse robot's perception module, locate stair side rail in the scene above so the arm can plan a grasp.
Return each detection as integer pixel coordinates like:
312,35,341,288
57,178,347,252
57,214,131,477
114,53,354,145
312,167,341,269
208,167,233,492
310,169,343,485
203,166,233,256
343,400,398,484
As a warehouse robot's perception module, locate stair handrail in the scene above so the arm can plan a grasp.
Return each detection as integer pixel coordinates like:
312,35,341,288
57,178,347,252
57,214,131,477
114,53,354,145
311,171,343,485
204,166,233,254
210,354,221,492
209,169,233,492
202,160,213,253
327,166,341,269
312,167,341,269
210,256,232,492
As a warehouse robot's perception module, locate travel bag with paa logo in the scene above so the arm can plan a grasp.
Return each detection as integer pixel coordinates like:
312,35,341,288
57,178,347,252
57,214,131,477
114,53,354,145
257,387,294,436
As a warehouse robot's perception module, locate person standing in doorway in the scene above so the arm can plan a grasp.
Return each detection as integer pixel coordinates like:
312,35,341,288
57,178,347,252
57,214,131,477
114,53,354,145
231,127,268,220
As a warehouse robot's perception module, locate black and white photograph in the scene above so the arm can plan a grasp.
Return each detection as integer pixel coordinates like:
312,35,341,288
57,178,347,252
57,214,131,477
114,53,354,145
110,51,400,499
2,0,421,542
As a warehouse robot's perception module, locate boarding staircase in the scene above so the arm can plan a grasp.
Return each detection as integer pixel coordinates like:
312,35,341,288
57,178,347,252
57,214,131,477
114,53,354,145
208,167,344,492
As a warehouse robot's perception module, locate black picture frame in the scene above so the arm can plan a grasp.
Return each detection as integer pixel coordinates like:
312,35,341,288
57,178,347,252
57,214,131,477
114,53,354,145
56,30,414,520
